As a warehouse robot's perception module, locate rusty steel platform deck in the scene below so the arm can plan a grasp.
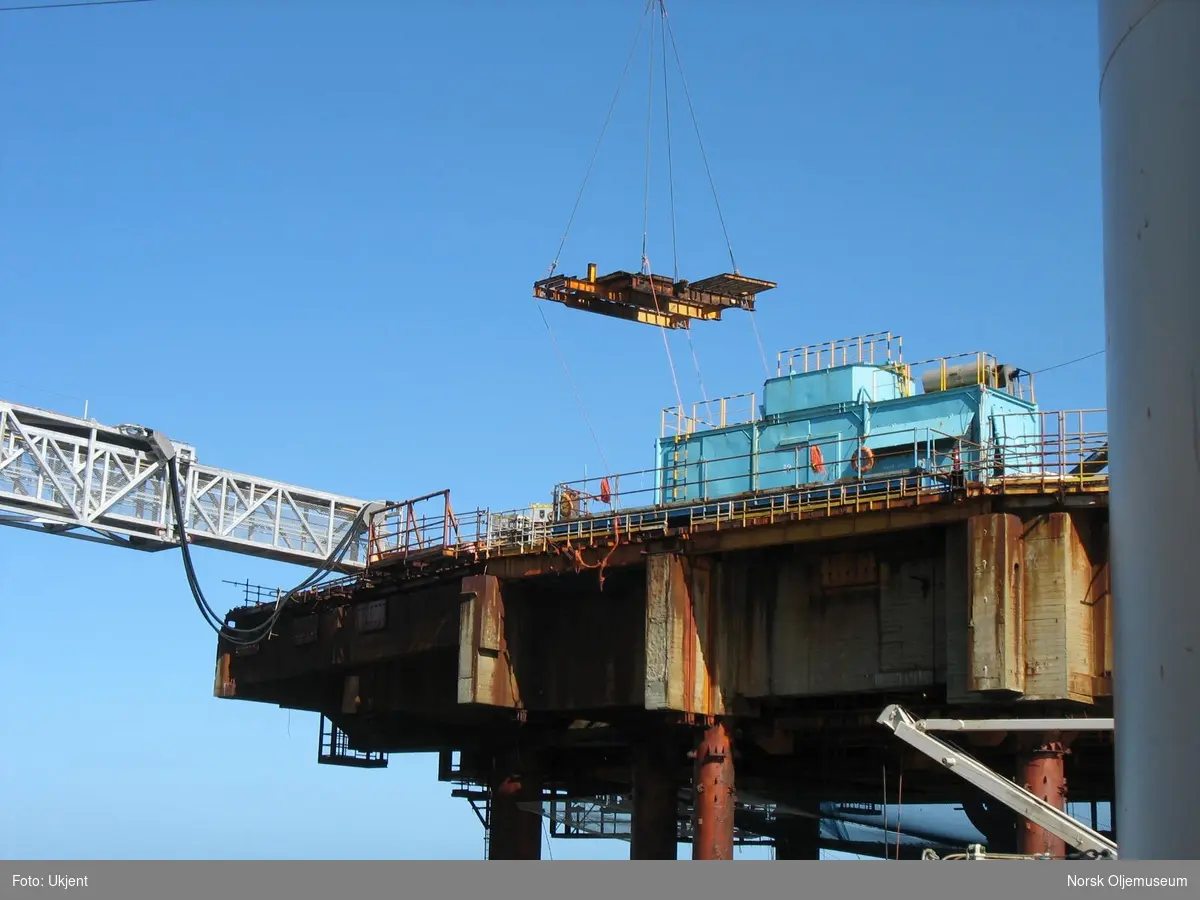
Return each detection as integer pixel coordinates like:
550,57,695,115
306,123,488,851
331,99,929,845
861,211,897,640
215,444,1114,857
534,267,777,329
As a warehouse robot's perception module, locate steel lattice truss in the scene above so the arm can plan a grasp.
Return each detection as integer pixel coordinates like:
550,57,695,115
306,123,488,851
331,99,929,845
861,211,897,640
0,401,370,570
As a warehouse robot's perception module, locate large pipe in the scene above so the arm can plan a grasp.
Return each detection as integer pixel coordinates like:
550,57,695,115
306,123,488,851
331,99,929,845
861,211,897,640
691,722,736,860
1099,0,1200,860
1016,736,1068,859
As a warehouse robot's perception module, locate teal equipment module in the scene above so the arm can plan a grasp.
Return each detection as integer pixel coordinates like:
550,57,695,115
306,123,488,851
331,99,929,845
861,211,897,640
654,332,1039,505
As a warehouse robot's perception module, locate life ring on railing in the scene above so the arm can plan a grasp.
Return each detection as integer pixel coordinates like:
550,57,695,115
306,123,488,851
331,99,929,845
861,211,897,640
852,444,875,474
809,444,826,475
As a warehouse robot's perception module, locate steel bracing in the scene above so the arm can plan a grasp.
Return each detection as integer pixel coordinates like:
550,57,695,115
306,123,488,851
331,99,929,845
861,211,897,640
0,401,371,570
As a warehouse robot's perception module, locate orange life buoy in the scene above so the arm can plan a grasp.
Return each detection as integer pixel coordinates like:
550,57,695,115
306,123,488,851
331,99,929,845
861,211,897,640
852,444,875,474
809,444,826,475
558,489,578,519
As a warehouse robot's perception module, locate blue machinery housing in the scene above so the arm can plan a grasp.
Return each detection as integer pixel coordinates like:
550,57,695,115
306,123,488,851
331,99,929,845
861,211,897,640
366,332,1063,562
546,332,1040,540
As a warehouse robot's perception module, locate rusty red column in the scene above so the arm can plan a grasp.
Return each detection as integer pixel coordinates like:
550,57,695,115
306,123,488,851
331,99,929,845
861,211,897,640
631,741,680,859
488,755,543,860
1017,735,1068,859
691,721,736,860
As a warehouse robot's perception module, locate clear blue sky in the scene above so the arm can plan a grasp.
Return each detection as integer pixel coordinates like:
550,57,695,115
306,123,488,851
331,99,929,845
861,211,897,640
1,0,1107,859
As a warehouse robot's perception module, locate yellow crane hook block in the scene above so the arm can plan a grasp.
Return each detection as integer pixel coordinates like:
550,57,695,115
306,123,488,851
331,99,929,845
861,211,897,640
534,263,777,330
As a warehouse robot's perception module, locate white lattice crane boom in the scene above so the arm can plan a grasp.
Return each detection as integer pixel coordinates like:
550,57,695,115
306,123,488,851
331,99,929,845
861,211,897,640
0,399,372,571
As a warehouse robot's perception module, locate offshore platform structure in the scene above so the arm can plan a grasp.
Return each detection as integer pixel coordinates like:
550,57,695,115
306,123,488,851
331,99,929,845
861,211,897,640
0,329,1115,860
0,0,1143,864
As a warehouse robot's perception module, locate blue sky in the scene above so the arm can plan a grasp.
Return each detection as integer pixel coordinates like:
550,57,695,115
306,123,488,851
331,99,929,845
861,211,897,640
1,0,1107,859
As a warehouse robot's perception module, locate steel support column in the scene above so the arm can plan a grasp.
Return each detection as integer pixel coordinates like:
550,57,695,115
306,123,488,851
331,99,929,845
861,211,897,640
691,722,735,860
1099,0,1200,859
487,756,542,860
1017,736,1068,859
631,742,680,859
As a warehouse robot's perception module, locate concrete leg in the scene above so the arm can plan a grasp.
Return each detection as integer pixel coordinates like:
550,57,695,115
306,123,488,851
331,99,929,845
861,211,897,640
1017,736,1067,859
691,721,735,860
488,759,543,860
775,814,821,860
631,741,680,859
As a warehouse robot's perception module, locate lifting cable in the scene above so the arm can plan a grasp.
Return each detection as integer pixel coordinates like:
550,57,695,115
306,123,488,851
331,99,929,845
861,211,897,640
660,4,770,377
541,0,771,463
547,0,654,280
656,0,707,404
641,3,686,415
1031,349,1105,374
533,309,612,475
535,1,660,477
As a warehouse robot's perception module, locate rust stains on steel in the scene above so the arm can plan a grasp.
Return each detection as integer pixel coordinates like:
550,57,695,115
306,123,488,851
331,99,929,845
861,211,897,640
534,268,777,330
458,574,522,710
352,473,1110,589
691,721,736,860
213,652,235,699
1018,734,1070,859
966,513,1025,694
1022,512,1109,704
645,552,726,718
692,556,721,719
487,755,544,860
484,543,645,579
384,493,1003,588
679,557,698,718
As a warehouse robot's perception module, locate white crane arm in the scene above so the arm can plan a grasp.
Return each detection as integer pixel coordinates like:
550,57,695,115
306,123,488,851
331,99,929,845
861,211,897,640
0,400,372,571
877,704,1118,859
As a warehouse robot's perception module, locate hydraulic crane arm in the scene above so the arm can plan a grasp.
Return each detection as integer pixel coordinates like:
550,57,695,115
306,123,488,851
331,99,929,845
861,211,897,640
0,400,373,571
877,704,1118,859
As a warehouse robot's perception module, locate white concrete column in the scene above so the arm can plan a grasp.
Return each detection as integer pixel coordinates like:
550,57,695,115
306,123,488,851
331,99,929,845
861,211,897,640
1099,0,1200,860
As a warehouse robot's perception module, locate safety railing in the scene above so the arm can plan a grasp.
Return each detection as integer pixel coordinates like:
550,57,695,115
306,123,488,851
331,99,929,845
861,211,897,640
361,411,1109,568
661,392,758,438
318,714,388,768
558,423,979,512
905,352,1036,403
542,793,772,845
366,490,488,567
873,365,916,400
990,409,1108,491
484,503,556,556
464,410,1108,557
777,331,902,375
223,579,283,607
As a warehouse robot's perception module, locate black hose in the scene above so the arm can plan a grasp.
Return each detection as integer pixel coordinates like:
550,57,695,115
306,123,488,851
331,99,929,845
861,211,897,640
164,455,367,646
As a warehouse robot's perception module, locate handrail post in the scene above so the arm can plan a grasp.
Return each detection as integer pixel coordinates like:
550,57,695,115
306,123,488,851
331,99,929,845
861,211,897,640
1058,410,1067,479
